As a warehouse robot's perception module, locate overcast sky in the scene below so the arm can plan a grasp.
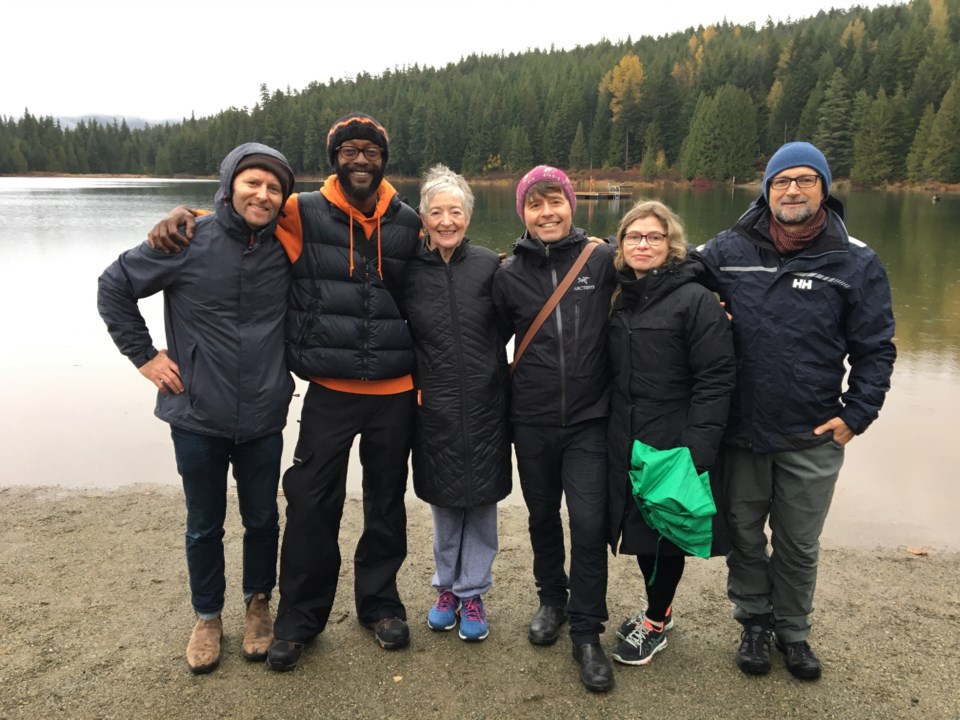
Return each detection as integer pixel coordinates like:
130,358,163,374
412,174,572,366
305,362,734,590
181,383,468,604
4,0,898,122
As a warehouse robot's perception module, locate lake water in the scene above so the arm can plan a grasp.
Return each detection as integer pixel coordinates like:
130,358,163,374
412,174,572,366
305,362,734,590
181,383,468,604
1,176,956,550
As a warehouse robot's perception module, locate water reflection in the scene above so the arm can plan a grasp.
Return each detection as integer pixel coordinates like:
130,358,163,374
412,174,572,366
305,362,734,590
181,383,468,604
0,177,956,550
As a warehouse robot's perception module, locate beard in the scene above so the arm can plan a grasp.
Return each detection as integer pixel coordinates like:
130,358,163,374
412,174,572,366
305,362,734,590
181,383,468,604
773,204,814,226
335,162,384,204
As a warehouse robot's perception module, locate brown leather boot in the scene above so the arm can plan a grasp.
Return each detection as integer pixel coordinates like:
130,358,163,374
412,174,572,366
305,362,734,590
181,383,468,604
242,593,273,661
186,616,222,674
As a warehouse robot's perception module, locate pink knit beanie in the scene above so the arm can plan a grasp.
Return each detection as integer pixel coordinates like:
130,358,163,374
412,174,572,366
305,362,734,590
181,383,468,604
515,165,576,220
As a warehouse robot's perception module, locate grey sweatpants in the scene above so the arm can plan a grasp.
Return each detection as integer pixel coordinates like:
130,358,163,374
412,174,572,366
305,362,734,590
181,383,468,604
725,441,845,643
431,503,499,599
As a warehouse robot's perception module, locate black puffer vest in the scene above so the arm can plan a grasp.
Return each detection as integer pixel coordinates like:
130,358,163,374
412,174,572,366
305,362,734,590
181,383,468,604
285,191,421,380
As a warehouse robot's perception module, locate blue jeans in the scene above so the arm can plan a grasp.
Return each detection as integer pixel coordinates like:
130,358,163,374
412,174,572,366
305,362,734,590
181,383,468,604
170,426,282,617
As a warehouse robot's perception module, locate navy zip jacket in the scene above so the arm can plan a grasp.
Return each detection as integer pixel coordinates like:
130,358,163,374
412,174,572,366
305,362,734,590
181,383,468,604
492,228,615,427
97,143,294,442
695,195,896,454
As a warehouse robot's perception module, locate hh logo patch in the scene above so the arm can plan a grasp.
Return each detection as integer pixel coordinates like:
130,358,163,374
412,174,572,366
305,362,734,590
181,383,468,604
792,278,813,290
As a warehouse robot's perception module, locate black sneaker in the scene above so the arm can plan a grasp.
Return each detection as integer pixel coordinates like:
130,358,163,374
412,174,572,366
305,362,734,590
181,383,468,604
775,637,822,681
366,617,410,650
616,604,673,640
736,624,773,676
612,617,667,666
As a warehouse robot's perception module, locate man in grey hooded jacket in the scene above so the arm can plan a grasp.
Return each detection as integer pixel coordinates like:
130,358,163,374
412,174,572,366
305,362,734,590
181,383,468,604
97,143,295,675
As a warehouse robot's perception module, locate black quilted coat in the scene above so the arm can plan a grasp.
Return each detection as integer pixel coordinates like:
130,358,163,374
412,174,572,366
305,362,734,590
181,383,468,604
403,239,512,508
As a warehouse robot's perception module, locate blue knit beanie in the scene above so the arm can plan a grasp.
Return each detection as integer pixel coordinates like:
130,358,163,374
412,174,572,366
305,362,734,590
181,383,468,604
763,142,831,202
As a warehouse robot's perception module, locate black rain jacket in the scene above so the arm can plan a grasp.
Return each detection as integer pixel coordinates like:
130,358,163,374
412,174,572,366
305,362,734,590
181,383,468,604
492,228,616,427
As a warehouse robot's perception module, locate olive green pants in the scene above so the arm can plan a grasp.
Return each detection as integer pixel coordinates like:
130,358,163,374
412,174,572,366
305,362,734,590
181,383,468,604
725,441,845,643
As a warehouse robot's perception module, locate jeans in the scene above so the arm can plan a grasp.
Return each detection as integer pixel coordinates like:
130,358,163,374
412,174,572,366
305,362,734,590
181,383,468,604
170,426,282,617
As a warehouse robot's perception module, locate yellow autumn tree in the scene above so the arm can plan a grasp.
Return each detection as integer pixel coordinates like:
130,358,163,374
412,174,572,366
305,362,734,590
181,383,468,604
929,0,948,35
840,17,866,50
600,54,645,120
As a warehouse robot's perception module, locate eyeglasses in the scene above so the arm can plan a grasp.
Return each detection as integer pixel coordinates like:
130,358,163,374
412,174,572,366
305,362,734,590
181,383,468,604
623,232,666,247
769,174,820,191
337,145,383,161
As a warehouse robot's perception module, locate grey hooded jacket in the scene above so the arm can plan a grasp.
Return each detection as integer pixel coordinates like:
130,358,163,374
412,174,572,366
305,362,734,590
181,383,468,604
97,143,295,442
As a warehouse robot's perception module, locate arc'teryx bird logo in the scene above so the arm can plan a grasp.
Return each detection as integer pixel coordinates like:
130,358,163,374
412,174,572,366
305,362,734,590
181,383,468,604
573,275,595,291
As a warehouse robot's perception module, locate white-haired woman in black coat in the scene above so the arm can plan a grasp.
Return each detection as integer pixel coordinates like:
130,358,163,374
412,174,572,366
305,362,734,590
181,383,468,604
403,165,512,643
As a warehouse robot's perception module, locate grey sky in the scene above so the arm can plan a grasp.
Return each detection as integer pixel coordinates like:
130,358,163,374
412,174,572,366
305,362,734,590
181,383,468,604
3,0,896,122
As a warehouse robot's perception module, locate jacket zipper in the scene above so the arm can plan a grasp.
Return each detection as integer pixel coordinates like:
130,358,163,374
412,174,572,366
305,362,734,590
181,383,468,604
548,253,568,426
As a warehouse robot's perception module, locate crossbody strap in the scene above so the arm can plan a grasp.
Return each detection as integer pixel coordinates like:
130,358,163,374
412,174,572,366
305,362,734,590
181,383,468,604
510,241,599,377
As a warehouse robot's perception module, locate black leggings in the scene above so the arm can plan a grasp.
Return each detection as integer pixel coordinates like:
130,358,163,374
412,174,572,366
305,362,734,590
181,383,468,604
637,554,686,622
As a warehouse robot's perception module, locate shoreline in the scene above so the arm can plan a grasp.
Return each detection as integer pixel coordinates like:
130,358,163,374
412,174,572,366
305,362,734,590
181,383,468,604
1,485,957,719
4,170,957,195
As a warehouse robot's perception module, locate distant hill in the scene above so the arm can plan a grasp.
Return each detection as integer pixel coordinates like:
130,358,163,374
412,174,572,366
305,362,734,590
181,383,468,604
56,114,177,130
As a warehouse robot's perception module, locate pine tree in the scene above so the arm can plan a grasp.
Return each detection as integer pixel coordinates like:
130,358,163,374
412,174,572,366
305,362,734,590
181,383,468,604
638,122,665,178
589,89,612,169
797,81,825,142
814,69,854,177
924,73,960,182
679,85,756,181
851,89,897,185
568,122,590,170
906,104,935,183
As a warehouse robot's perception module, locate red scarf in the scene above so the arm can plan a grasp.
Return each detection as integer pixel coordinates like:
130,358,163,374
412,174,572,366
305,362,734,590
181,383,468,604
768,206,826,254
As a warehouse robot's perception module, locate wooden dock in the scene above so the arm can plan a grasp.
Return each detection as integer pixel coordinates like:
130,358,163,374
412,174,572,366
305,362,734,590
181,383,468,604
575,191,632,200
575,184,631,200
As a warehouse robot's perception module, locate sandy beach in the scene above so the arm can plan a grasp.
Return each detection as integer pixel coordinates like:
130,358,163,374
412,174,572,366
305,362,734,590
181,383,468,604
1,485,957,720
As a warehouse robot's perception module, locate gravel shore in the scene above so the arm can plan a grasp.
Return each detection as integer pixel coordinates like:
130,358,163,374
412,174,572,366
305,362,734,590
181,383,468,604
1,486,957,720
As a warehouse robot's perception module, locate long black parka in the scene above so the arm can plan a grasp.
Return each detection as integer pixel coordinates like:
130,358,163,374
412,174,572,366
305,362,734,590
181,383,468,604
403,239,512,508
607,258,736,556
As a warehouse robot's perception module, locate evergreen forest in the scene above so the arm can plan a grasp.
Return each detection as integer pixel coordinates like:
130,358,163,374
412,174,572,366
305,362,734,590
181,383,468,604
3,0,960,185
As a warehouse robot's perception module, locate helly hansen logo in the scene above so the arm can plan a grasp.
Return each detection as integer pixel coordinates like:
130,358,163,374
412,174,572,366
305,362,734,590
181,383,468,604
790,272,852,290
573,275,595,291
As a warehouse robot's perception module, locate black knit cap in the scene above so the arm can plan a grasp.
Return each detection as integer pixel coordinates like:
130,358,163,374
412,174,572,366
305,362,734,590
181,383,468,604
326,112,389,167
233,153,295,201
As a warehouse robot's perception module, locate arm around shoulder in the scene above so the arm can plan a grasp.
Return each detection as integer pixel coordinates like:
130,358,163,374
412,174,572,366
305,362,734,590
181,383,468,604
147,206,202,253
